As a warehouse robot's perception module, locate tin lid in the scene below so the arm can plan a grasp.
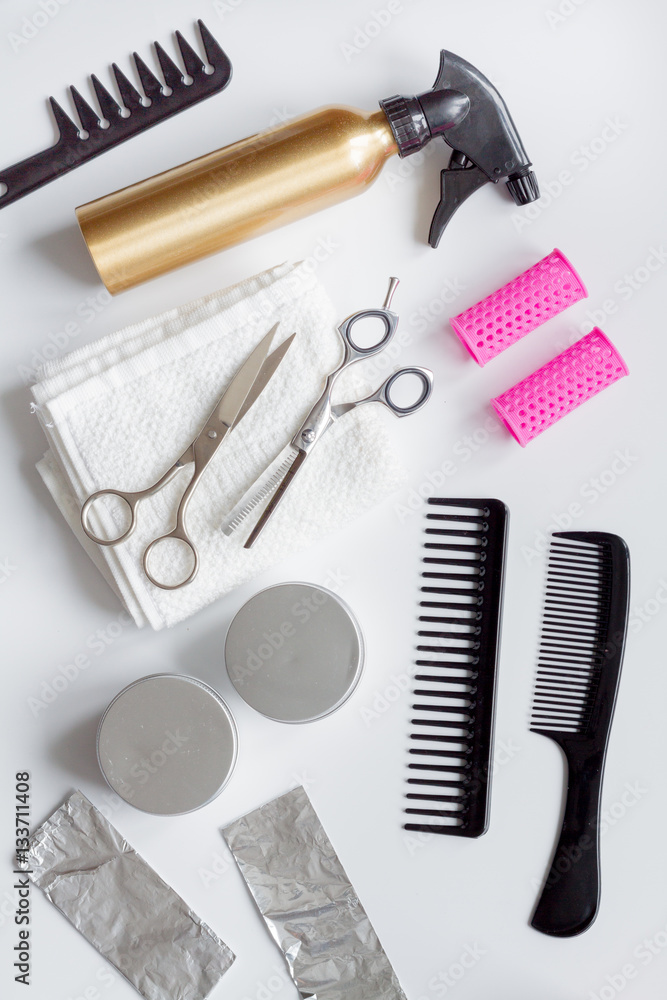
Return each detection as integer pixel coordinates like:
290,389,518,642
97,674,238,815
225,583,365,724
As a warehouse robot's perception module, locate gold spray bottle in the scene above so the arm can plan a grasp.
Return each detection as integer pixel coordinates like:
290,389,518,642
77,51,538,294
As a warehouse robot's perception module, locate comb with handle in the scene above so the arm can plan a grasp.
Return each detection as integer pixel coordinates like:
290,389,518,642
530,530,630,937
0,20,231,209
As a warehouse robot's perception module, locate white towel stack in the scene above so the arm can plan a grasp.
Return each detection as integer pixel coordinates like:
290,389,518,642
32,263,406,629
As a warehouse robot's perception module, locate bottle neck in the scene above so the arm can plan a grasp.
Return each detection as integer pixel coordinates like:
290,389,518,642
369,109,400,159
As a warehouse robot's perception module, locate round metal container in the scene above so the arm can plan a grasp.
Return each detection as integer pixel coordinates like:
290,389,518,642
97,673,238,815
225,583,365,724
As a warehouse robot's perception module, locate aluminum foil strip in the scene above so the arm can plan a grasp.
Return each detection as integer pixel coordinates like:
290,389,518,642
29,790,234,1000
223,785,406,1000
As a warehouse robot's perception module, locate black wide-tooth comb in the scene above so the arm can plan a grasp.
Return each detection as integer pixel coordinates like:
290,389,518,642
0,20,232,209
530,531,630,937
404,498,508,838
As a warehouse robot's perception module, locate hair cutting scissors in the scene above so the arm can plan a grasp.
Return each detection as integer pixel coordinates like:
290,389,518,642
81,323,294,589
220,278,433,548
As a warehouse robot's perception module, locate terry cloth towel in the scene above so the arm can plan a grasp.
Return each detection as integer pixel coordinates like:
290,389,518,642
32,263,406,629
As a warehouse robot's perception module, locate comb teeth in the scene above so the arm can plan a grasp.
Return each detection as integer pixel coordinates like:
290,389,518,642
154,42,185,92
90,74,122,121
197,18,227,67
47,98,80,142
530,535,613,736
132,52,164,102
404,498,508,838
69,86,101,134
70,23,219,131
0,22,232,210
111,62,144,109
175,29,206,77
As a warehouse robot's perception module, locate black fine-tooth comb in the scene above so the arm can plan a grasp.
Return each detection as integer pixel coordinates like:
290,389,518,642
404,498,508,838
0,20,232,210
530,531,630,937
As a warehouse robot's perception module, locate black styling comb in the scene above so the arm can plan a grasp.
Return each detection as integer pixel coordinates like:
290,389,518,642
404,498,508,838
530,531,630,937
0,20,231,209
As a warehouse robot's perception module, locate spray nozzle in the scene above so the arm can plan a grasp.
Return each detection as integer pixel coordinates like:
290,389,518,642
379,50,539,247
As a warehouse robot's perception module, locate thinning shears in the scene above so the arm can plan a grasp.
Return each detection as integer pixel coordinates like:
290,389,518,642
81,323,294,589
221,278,433,547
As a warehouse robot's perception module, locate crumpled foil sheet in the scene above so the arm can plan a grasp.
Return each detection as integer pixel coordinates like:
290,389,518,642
29,790,234,1000
223,786,406,1000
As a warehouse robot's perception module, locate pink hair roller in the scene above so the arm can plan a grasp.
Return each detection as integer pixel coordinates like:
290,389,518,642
450,249,587,366
491,329,628,447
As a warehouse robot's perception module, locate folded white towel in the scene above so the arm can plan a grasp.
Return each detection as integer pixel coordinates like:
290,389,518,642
33,263,406,629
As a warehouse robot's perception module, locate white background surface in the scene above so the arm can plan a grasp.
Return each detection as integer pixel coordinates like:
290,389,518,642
1,1,666,998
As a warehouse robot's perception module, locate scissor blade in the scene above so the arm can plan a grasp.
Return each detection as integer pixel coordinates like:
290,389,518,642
216,323,279,429
244,448,309,549
221,444,298,536
231,332,296,430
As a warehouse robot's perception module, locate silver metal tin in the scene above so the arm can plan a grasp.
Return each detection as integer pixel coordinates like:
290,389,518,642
225,583,365,723
97,673,238,815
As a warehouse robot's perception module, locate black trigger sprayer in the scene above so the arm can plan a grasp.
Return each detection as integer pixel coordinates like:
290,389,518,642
380,50,539,246
77,50,540,294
